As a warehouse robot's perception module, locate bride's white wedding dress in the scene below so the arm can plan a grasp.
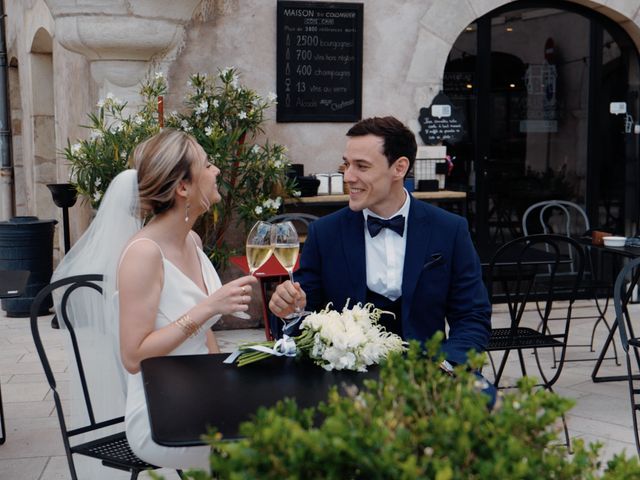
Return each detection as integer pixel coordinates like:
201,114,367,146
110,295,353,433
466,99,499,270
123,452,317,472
123,236,221,470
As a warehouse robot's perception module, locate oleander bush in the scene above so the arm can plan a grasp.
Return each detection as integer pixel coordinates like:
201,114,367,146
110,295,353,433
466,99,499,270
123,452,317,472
163,335,640,479
64,68,296,268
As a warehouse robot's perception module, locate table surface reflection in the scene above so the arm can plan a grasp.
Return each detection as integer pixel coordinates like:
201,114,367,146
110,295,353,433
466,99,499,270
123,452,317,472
140,353,377,446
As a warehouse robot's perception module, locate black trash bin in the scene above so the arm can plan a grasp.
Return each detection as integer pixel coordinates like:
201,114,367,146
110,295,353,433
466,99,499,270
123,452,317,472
0,216,57,317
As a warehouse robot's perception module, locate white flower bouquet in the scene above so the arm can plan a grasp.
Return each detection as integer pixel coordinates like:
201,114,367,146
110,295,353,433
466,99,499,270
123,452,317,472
226,302,406,371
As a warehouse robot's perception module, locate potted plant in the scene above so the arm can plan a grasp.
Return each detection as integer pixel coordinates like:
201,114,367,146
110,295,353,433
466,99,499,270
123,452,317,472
64,69,296,267
165,68,297,266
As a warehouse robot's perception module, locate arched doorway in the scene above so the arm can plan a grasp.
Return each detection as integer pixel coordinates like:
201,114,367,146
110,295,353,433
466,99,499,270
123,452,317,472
28,27,57,221
443,2,640,247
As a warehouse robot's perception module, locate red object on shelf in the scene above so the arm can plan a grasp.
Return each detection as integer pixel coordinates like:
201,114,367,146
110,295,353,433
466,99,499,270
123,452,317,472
229,254,300,277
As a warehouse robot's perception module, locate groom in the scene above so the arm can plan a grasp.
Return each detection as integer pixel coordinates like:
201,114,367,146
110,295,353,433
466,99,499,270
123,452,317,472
269,116,491,369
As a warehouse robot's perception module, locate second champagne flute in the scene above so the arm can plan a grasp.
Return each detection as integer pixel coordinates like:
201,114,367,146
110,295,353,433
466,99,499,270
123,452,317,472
271,221,310,322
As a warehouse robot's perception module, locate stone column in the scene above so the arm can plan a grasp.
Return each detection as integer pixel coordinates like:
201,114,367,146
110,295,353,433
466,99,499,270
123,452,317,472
44,0,200,109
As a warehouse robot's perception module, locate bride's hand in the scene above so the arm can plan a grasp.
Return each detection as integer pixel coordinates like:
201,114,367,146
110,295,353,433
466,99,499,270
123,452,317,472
205,275,258,316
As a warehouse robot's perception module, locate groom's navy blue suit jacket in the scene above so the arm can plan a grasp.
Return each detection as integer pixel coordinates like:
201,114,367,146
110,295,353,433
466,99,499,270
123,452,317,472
296,195,491,365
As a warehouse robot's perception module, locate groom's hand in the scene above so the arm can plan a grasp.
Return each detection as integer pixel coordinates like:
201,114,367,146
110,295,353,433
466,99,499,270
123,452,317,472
269,281,307,318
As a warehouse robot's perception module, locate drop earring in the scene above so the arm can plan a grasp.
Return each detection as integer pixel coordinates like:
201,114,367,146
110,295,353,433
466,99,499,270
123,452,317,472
184,201,190,223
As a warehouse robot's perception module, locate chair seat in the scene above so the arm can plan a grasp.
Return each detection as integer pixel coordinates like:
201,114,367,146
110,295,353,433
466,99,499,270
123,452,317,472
487,327,564,350
71,431,157,471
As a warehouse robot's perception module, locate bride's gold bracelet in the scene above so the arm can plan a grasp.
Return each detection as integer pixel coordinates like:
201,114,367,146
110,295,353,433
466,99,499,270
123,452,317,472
174,314,201,338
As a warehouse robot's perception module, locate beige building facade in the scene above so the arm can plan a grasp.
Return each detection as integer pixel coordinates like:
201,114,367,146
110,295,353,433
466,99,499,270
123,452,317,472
5,0,640,257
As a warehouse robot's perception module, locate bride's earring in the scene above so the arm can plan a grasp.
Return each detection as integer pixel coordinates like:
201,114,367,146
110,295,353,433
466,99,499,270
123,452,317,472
184,200,190,223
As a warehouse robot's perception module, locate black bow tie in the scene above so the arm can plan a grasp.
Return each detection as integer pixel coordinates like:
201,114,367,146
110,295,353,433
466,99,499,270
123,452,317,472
367,215,405,237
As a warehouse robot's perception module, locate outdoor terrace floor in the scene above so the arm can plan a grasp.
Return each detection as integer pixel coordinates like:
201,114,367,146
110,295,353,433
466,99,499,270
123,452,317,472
1,301,639,478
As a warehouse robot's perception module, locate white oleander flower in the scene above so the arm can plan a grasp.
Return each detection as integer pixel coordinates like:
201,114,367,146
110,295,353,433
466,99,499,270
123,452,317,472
70,143,81,155
267,92,277,102
154,72,164,79
293,190,301,197
254,206,263,215
251,145,260,154
204,126,213,136
238,111,247,120
89,129,103,140
212,99,219,108
195,100,208,115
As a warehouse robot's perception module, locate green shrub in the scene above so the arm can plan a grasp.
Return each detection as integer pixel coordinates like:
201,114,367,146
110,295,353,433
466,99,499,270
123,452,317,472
160,335,640,479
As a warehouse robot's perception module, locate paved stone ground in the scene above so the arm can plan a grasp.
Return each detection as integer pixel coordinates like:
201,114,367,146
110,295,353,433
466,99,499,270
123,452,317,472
1,301,638,478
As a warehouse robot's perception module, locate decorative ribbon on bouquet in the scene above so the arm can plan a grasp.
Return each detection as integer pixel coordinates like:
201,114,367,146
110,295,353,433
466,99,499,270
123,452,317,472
223,335,298,364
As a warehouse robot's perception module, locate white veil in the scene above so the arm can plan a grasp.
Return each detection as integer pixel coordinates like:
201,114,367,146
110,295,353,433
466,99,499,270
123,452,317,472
51,169,141,478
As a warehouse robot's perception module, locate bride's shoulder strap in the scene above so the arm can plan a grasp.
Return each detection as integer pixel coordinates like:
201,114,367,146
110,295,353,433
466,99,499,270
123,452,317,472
118,237,165,272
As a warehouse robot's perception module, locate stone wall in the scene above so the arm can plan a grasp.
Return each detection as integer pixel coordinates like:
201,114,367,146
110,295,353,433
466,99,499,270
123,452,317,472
4,0,640,279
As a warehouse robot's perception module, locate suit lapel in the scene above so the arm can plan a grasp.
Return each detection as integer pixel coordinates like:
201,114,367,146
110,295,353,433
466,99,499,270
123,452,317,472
402,197,433,321
340,209,367,302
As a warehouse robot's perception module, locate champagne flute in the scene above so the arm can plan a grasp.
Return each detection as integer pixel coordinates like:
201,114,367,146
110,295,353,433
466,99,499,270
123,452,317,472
246,221,274,274
271,221,310,328
234,221,273,319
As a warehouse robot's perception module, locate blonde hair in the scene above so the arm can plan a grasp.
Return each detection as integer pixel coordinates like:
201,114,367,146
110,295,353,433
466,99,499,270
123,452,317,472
132,129,205,216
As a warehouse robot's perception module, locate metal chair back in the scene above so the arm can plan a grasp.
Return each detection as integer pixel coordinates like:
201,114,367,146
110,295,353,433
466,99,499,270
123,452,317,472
613,257,640,457
29,274,173,479
486,234,584,449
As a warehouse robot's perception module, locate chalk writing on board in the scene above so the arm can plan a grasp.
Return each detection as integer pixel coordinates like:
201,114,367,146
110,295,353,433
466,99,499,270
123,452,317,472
277,1,363,122
418,92,465,145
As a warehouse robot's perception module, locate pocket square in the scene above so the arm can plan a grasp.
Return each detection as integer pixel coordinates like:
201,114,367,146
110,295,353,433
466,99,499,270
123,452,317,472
423,253,445,270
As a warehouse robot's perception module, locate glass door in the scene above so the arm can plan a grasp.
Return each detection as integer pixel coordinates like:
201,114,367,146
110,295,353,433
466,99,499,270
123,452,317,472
444,3,640,248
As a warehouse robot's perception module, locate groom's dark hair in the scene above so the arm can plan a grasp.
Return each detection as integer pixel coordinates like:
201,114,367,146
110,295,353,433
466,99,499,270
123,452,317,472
346,116,417,171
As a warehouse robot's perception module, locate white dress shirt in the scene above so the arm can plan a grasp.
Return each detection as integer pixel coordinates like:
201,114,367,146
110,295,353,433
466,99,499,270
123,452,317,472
363,190,410,301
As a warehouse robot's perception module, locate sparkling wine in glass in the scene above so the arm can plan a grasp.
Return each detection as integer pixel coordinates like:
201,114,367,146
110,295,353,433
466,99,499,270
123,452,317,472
234,221,273,319
271,221,309,325
246,221,274,274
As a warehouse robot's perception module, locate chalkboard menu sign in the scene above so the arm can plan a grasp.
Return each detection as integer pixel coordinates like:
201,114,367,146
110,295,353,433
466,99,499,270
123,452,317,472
418,92,465,145
276,1,363,122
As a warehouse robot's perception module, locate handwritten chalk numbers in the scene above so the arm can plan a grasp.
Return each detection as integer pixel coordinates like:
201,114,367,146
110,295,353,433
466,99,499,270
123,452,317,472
296,35,319,47
296,65,312,76
296,50,312,61
277,1,363,122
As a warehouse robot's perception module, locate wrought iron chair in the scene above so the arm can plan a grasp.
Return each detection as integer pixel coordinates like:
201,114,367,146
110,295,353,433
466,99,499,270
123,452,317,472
267,213,318,245
522,200,618,366
486,234,584,449
613,257,640,457
30,274,185,480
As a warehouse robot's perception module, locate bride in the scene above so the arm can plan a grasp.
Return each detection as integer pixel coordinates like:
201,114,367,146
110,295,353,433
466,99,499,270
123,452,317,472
53,128,257,471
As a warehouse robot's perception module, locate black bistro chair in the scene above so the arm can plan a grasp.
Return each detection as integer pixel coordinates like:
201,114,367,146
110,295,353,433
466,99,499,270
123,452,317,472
30,274,184,479
613,257,640,457
267,213,318,246
522,200,618,365
486,234,585,448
